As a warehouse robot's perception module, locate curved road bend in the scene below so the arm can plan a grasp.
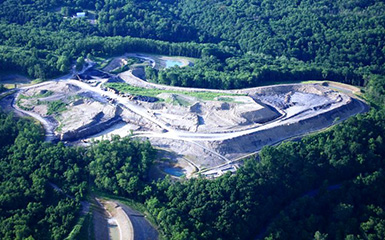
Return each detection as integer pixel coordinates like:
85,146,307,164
118,202,159,240
11,92,56,141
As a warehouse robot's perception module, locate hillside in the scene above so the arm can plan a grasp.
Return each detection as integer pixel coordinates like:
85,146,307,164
1,1,385,240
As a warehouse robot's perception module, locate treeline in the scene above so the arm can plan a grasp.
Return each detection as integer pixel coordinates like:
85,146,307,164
0,0,208,79
1,0,384,88
0,113,156,240
366,75,385,107
175,0,385,72
146,54,365,89
0,21,206,79
96,0,200,42
1,74,385,240
136,76,385,240
142,106,385,239
0,113,83,240
263,169,385,239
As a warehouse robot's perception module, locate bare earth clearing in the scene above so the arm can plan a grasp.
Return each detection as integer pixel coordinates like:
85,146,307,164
1,54,368,178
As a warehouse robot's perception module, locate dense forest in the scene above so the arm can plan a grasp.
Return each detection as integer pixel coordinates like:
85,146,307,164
1,77,385,239
1,0,385,239
1,0,384,87
0,114,155,240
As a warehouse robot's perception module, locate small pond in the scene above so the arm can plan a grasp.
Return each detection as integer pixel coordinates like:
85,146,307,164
163,167,185,177
165,60,184,69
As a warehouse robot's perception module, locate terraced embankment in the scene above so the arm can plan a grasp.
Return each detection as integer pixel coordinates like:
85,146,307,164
0,54,368,178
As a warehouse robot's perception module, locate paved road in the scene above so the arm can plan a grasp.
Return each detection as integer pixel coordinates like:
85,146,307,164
118,202,159,240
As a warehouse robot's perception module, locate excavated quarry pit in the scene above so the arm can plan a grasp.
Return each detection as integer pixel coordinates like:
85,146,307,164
16,82,123,141
9,77,367,178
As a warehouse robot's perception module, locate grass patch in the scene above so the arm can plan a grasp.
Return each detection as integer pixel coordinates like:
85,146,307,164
109,58,142,74
35,90,54,98
17,91,56,111
46,100,67,115
31,78,45,84
56,123,64,132
216,97,234,102
2,84,17,90
110,64,131,74
164,95,191,106
65,213,93,240
105,83,243,101
99,59,112,69
19,90,54,99
256,79,321,86
68,94,86,101
16,95,35,110
90,56,106,64
90,56,110,69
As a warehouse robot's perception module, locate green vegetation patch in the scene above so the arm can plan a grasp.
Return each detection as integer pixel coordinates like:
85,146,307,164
110,64,131,74
90,56,110,69
19,90,54,100
65,213,92,240
16,95,35,110
164,95,191,106
46,100,67,115
31,79,45,85
105,83,242,101
110,57,143,74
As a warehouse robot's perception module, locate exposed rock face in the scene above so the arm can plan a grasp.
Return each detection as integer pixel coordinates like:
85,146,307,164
239,109,275,124
77,68,111,80
189,102,202,113
60,115,122,141
58,103,123,141
218,102,230,110
149,93,281,133
17,81,128,142
13,79,367,172
207,97,363,160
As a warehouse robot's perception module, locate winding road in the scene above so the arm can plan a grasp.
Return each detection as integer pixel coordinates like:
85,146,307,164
6,58,369,176
38,77,367,144
8,56,368,145
2,58,370,239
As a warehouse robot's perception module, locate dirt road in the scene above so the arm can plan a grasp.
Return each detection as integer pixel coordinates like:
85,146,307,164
11,91,57,141
118,202,159,240
5,59,369,177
